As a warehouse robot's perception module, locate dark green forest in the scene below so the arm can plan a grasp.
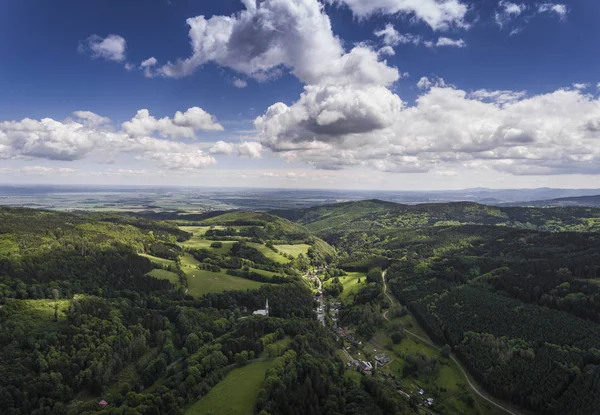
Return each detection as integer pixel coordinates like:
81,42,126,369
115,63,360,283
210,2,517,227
0,207,410,415
279,200,600,414
4,200,600,414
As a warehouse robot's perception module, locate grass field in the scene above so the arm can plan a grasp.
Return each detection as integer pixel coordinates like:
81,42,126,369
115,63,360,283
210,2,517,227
274,244,310,258
1,299,70,333
249,267,279,278
330,272,366,303
180,253,265,296
179,226,213,236
180,238,236,254
140,253,176,268
185,360,273,415
247,242,290,264
147,268,180,285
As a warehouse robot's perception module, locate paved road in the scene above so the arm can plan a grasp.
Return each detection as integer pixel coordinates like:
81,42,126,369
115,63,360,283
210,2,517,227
381,271,521,415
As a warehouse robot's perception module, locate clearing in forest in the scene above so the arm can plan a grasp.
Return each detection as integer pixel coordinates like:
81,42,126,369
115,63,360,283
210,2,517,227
140,253,176,268
247,242,290,264
273,244,310,258
180,253,265,295
147,268,180,285
185,360,273,415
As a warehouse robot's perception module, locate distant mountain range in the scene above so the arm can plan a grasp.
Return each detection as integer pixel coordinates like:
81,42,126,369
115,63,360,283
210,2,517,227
504,194,600,207
1,185,600,210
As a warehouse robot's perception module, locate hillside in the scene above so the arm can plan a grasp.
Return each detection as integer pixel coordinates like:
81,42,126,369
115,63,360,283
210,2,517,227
181,210,337,262
274,199,600,237
1,207,417,415
274,199,600,414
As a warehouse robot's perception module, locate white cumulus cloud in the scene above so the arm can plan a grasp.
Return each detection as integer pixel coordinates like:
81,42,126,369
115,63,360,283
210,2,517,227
0,109,226,171
435,37,466,47
538,3,568,18
156,0,399,87
495,1,527,27
122,107,224,138
256,81,600,176
140,57,158,77
209,140,263,158
233,78,248,88
374,24,422,46
325,0,469,30
79,34,127,62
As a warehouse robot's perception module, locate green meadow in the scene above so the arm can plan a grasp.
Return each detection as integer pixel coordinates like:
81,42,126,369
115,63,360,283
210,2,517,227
274,244,310,258
147,268,180,285
180,238,236,254
247,242,291,264
185,360,273,415
180,253,265,296
140,253,176,268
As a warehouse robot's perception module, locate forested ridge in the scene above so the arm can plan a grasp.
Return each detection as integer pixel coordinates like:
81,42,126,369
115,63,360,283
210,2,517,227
275,201,600,414
0,207,410,415
5,200,600,414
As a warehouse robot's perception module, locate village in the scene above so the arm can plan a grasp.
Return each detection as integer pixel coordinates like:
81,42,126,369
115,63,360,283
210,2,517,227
307,267,437,411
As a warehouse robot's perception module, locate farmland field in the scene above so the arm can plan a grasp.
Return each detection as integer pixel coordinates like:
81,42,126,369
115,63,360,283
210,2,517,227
185,360,273,415
180,253,265,295
180,238,236,254
325,271,366,303
139,253,176,268
178,225,212,236
247,242,290,264
249,267,279,278
147,268,180,285
274,243,310,258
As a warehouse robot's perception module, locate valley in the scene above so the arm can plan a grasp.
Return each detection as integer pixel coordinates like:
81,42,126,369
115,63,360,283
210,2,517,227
1,200,600,414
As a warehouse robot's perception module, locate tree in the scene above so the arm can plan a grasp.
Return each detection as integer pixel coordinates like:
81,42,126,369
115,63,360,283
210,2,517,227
185,333,201,354
366,267,382,284
441,344,451,358
235,351,249,366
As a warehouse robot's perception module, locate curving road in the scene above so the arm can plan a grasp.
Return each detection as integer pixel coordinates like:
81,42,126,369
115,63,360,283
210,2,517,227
381,271,521,415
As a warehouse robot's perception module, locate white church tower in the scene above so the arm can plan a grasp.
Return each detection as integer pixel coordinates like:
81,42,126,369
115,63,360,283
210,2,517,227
253,298,269,316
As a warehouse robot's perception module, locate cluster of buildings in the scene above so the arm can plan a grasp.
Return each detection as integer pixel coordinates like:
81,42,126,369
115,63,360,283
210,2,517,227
314,292,326,326
329,301,341,328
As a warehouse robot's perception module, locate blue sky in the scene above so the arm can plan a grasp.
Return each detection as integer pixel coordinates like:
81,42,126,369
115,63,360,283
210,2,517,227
0,0,598,190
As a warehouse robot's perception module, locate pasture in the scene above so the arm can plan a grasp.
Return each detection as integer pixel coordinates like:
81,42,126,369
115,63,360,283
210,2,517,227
180,238,236,254
147,268,180,285
180,253,265,296
140,253,176,268
274,244,310,258
326,271,366,303
185,360,273,415
247,242,290,264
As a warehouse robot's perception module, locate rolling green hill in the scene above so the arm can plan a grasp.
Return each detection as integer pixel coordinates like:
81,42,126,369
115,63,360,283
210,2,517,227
274,199,600,236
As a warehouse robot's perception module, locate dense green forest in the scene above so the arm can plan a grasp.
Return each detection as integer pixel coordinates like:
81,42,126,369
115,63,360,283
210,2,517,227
0,207,409,415
4,200,600,414
276,200,600,414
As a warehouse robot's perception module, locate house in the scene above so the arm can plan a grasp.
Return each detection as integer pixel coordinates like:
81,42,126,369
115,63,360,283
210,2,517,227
336,327,346,336
98,400,108,408
426,398,434,406
375,353,391,365
253,299,269,316
418,388,425,395
358,360,373,373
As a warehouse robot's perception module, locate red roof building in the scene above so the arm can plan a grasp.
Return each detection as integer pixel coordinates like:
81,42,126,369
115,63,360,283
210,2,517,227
98,400,108,408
